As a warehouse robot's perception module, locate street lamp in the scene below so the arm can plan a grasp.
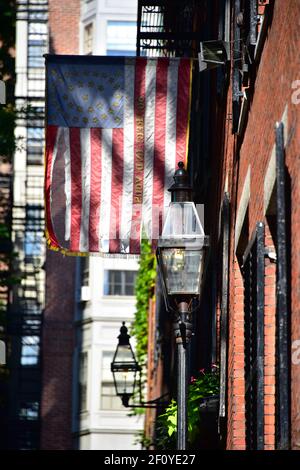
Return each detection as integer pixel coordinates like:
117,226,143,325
111,322,168,409
156,162,209,450
111,321,141,407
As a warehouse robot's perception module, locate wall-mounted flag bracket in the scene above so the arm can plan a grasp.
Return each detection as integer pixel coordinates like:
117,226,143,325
198,40,230,72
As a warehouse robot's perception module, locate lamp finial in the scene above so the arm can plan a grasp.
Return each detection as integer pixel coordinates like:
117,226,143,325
168,162,192,202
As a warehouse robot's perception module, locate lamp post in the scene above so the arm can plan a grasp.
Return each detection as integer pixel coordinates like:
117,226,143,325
156,162,209,450
111,322,168,409
111,321,141,408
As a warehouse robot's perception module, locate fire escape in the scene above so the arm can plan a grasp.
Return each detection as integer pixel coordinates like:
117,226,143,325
137,0,203,57
5,0,48,450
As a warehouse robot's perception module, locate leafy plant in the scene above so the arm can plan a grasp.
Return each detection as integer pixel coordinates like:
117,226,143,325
155,365,220,449
128,239,156,416
0,223,9,239
131,238,156,364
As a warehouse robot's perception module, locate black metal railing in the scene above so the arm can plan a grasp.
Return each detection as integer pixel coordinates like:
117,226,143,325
137,0,202,57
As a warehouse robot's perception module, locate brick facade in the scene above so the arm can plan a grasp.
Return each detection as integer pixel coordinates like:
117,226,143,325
48,0,80,55
40,252,77,450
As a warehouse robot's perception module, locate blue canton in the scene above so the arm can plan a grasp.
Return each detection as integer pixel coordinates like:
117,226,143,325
47,62,125,128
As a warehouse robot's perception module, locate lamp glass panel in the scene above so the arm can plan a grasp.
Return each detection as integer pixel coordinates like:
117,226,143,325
162,202,204,239
112,344,138,396
161,248,202,295
114,344,135,364
113,368,136,396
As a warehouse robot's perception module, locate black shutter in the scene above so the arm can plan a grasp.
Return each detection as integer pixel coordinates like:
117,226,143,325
243,222,265,450
219,193,230,422
249,0,258,46
275,122,290,449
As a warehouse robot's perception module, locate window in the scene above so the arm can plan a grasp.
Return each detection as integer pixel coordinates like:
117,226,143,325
21,336,40,366
100,351,123,411
28,22,47,69
24,205,43,257
79,352,88,411
19,402,39,421
103,270,137,296
106,21,137,56
84,23,93,55
243,223,265,450
27,126,44,164
81,256,90,287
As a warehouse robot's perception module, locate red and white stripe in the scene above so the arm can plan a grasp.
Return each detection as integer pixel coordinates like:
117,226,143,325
46,58,192,254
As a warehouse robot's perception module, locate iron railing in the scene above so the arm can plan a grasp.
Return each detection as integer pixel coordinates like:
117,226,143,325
137,0,202,57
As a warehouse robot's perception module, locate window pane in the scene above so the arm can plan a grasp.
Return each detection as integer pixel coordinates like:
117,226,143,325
107,21,137,56
101,382,123,411
24,231,42,256
19,402,39,420
112,271,121,284
79,352,88,411
28,127,44,139
29,22,47,35
28,43,47,68
125,284,134,296
125,271,135,283
21,336,40,365
103,270,109,295
84,23,93,55
104,270,137,296
101,352,123,410
24,205,43,256
113,284,122,296
81,257,89,286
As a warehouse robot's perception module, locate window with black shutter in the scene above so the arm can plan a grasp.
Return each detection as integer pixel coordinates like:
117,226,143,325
242,222,265,450
219,195,230,413
218,193,230,444
275,122,291,449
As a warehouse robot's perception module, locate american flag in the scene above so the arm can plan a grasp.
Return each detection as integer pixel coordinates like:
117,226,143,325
45,55,192,255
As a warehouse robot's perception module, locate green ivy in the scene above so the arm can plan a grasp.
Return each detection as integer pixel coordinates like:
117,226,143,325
131,238,156,365
155,366,220,449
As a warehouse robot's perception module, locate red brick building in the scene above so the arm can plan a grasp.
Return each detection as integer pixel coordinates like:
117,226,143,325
139,0,300,450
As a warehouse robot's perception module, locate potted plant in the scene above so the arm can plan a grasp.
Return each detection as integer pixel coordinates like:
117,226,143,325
155,364,220,449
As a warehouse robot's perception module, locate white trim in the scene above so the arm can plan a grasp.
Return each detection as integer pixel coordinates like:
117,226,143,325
264,104,288,214
235,165,251,252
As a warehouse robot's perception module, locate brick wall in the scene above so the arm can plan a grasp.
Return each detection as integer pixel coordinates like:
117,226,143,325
48,0,80,54
40,252,77,449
